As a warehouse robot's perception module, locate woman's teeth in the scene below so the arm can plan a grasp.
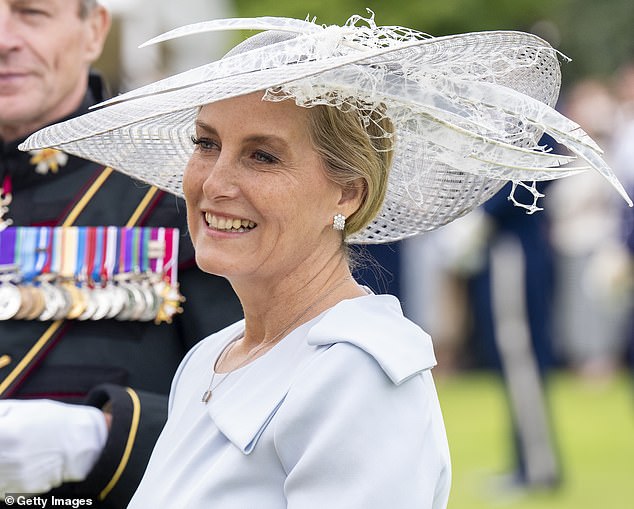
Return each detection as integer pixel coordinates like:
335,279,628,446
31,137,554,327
205,213,256,232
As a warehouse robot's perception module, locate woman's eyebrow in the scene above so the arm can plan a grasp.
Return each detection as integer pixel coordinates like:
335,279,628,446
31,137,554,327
194,120,291,150
194,120,217,135
243,135,290,150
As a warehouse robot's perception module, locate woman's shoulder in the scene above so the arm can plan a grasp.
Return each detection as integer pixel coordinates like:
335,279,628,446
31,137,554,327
274,295,446,455
305,293,437,385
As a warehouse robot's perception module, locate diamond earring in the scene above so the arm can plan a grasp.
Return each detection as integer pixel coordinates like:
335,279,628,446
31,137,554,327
333,213,346,231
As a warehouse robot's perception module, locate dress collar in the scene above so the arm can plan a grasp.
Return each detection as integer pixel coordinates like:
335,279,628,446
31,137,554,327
306,294,437,385
206,293,436,454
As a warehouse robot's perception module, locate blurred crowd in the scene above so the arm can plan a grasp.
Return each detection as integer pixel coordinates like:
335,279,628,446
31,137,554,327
401,62,634,380
99,0,234,92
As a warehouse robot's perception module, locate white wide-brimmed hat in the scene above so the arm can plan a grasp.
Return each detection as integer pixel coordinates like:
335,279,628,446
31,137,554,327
21,13,631,243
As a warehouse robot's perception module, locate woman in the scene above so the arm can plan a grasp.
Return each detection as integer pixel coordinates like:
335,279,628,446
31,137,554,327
21,14,631,509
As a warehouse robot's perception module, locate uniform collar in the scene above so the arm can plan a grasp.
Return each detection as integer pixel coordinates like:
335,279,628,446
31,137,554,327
207,294,436,454
0,71,107,182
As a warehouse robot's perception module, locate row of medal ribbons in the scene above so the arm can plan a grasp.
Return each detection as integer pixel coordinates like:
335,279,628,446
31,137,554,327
0,226,184,323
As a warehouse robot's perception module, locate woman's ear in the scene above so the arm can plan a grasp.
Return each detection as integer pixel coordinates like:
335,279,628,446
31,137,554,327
338,178,366,218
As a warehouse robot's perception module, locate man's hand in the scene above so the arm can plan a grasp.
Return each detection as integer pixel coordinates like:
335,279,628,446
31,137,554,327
0,399,108,498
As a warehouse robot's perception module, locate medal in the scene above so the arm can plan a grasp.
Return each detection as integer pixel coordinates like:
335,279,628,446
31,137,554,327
154,228,184,324
117,280,145,321
138,278,159,321
114,280,134,321
137,228,159,321
37,279,62,321
103,227,123,319
33,227,59,320
13,285,35,320
76,227,96,320
0,225,184,321
59,227,86,319
52,285,73,320
89,286,111,321
113,228,134,320
77,286,97,320
10,227,38,320
87,227,111,320
63,282,87,319
128,228,148,320
49,227,72,320
105,283,127,319
0,282,20,320
24,285,46,320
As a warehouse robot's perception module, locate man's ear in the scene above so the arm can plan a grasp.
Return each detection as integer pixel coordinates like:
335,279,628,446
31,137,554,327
83,5,112,63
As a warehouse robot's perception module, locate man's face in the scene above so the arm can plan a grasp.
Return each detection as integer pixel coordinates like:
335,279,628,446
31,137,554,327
0,0,110,142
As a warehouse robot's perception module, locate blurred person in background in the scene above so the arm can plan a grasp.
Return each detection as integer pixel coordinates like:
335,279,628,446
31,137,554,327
609,61,634,376
469,181,557,374
401,214,486,373
465,177,561,492
103,0,234,91
0,0,241,507
548,79,631,377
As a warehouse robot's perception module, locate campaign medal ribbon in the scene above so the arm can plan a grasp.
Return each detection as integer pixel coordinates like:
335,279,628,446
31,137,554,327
0,228,20,320
154,228,184,324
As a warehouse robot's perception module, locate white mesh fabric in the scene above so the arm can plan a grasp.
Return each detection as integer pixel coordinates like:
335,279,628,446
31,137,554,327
20,14,632,244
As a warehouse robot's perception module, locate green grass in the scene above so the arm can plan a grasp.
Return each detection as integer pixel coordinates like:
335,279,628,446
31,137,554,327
436,370,634,509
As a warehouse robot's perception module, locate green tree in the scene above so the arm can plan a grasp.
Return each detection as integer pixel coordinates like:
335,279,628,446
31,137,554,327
234,0,634,84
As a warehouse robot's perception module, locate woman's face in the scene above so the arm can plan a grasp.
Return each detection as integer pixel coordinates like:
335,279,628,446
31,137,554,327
183,92,347,283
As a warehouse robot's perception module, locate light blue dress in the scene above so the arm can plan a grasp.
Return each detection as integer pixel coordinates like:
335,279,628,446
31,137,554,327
128,294,451,508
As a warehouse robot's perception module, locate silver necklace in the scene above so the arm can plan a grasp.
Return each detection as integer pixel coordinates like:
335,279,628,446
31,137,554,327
202,275,352,404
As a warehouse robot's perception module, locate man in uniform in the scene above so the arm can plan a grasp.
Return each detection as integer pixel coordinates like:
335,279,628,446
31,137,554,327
0,1,242,506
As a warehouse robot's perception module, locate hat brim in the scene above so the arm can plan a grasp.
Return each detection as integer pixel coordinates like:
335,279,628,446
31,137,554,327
21,20,631,243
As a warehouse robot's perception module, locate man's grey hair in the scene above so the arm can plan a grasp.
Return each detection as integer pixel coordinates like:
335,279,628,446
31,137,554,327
79,0,99,18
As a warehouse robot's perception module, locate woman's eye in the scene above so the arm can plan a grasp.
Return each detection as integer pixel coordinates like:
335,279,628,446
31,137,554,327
253,151,278,164
191,135,217,151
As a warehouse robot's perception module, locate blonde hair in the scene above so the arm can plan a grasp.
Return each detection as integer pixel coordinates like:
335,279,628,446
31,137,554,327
306,103,394,237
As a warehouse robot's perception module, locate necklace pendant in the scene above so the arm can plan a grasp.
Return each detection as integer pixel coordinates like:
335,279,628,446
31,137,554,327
202,390,212,404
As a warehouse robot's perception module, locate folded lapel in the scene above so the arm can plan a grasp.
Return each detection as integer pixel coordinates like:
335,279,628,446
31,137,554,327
206,294,436,454
207,320,327,454
306,294,436,385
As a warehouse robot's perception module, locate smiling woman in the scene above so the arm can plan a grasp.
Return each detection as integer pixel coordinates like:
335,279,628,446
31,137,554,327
20,12,631,509
183,92,358,290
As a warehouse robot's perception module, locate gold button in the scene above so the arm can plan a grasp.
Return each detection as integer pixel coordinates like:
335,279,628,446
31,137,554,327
0,355,11,369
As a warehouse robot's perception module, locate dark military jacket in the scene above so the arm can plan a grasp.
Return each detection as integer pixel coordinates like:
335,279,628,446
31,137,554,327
0,73,243,507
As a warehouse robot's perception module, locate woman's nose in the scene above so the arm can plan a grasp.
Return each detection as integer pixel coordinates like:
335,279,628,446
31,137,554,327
200,151,240,199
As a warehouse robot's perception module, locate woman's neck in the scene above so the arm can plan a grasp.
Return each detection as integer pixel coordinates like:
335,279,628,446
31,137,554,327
217,256,365,371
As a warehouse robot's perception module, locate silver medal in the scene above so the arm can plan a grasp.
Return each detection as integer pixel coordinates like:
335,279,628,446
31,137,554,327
0,283,21,320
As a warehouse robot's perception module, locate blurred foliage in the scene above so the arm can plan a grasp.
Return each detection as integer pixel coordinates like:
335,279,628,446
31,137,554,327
235,0,555,31
234,0,634,88
554,0,634,84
